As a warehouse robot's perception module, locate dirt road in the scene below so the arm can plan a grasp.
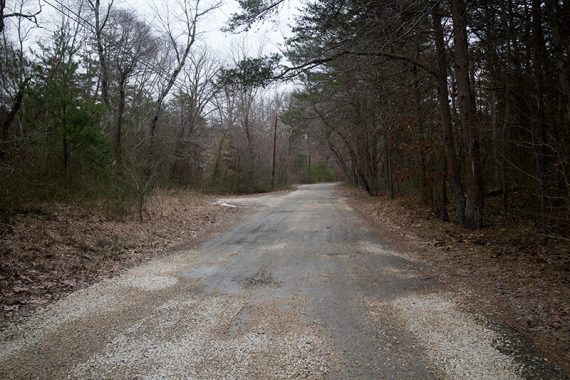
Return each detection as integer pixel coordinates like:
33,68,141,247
0,184,563,379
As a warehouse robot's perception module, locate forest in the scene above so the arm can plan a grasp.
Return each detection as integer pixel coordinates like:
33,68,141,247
1,0,569,238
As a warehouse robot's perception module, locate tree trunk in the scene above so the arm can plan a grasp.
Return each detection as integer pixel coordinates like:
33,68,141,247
0,0,5,34
432,6,466,225
92,0,110,107
451,0,485,228
271,113,278,189
62,131,69,185
413,65,428,204
115,75,126,166
0,78,28,159
502,0,513,214
532,0,548,235
441,155,449,221
387,142,394,199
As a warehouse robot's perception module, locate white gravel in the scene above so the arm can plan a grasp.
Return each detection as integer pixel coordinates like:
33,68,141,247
122,275,179,290
390,293,523,380
1,246,335,379
70,295,334,379
0,283,117,361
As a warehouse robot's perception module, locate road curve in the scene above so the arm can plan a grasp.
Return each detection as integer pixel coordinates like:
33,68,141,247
0,184,547,379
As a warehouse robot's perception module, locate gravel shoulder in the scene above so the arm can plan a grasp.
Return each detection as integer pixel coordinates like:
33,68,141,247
339,184,569,378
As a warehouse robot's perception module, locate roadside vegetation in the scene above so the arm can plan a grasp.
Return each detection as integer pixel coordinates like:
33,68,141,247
0,0,336,224
0,188,240,326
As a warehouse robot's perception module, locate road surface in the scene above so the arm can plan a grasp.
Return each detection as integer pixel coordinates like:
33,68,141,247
0,184,555,379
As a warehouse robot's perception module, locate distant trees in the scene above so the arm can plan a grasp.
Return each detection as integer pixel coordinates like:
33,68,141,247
0,0,302,217
213,45,292,193
4,0,567,236
229,0,570,233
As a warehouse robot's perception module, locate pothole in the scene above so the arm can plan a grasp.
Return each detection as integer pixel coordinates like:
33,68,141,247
242,271,281,288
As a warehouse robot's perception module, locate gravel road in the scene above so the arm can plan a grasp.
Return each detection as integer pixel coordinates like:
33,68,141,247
0,184,560,379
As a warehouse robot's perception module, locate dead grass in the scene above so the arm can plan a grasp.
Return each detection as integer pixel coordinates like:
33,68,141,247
339,185,570,374
0,189,243,328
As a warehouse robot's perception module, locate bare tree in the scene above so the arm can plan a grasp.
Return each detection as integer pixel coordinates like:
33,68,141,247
431,4,465,224
0,0,39,158
451,0,484,228
147,0,221,145
168,49,221,184
0,0,40,34
86,0,113,107
105,9,157,165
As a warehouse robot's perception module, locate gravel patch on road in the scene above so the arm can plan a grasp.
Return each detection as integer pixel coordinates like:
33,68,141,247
0,284,117,361
1,241,336,379
122,275,179,290
385,293,523,380
71,294,335,379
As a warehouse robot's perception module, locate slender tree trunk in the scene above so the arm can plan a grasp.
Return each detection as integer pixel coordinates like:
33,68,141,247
532,0,548,235
387,142,394,199
63,131,69,185
0,0,5,34
441,155,449,221
271,113,278,189
115,75,126,166
0,78,29,159
92,0,110,107
432,6,466,225
413,66,428,204
502,0,513,214
451,0,485,228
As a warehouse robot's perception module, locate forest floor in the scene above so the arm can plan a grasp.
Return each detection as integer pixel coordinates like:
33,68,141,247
0,190,244,328
340,185,570,374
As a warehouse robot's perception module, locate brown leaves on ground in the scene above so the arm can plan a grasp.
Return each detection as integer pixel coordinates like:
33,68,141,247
0,190,241,328
339,186,570,374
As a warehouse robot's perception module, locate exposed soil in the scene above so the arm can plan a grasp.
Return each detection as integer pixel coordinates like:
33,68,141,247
0,189,244,328
339,185,570,375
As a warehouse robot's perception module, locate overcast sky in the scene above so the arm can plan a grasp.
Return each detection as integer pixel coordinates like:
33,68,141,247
27,0,303,63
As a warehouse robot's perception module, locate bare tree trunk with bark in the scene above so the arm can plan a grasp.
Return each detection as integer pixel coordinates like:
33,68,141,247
432,5,466,225
451,0,485,228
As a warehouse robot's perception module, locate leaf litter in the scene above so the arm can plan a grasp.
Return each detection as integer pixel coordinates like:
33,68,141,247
0,189,242,328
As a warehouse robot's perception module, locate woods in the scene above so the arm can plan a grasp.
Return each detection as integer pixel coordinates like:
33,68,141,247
0,0,314,221
228,0,570,233
1,0,570,236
